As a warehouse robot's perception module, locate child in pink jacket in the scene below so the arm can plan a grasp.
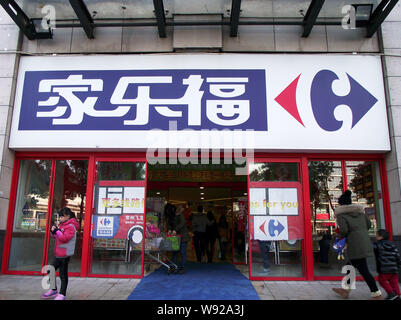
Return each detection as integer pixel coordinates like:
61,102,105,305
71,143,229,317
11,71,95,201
41,207,79,300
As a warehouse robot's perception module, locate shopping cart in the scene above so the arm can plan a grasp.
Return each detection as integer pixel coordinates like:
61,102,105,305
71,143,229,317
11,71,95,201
144,234,181,275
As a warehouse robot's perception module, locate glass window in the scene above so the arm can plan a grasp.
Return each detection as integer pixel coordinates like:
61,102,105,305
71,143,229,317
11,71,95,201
249,187,304,278
97,162,145,181
46,160,88,273
308,161,344,277
89,161,145,276
249,163,299,182
8,160,52,271
347,161,384,276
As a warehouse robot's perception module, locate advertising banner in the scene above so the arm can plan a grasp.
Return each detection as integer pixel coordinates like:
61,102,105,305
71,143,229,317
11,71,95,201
95,186,145,215
10,54,389,152
91,214,144,240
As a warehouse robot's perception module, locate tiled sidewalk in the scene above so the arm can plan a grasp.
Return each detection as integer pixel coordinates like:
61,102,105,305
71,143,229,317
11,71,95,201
0,274,375,300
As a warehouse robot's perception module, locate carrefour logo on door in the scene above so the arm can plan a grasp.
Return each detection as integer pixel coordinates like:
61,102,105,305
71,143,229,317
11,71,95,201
18,70,267,131
275,69,378,131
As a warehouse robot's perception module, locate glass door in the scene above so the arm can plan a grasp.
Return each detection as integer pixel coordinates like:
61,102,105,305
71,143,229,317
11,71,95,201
88,159,147,277
248,160,305,280
7,160,53,272
6,158,89,275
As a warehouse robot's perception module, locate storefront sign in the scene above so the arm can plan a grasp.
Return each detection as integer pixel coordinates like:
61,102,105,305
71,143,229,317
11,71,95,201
10,54,389,152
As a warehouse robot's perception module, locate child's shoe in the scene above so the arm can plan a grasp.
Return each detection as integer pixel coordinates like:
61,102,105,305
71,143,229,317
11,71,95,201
54,294,66,300
41,289,58,299
385,292,398,300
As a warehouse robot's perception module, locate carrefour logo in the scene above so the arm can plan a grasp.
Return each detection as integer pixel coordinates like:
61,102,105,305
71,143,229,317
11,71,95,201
274,69,378,131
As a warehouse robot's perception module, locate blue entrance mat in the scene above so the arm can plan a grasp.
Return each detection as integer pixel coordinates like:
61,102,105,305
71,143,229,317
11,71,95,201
127,262,259,300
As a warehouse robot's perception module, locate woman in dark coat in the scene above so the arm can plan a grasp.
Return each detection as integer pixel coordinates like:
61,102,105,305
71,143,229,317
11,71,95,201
332,190,382,299
171,206,190,274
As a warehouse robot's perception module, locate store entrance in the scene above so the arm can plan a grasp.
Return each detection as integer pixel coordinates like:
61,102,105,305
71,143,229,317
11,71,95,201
146,163,248,266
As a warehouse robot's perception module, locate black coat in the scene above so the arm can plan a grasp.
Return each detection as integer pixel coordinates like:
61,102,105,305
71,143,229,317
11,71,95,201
373,239,401,274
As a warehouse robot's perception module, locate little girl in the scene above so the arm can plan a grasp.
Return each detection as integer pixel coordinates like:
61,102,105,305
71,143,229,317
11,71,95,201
41,207,79,300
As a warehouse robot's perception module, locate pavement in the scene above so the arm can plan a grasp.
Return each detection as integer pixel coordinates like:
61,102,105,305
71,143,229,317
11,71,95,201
0,265,380,300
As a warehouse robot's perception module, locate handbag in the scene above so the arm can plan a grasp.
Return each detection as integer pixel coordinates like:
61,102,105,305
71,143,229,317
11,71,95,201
332,237,347,260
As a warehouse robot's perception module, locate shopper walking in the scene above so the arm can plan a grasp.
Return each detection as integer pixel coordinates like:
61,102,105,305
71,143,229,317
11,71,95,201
205,211,219,263
170,205,190,274
192,205,208,263
332,190,382,300
373,229,401,300
41,207,79,300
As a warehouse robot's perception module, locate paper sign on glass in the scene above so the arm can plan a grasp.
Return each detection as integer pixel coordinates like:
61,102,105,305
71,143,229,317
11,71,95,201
249,187,298,216
96,186,145,215
254,216,289,241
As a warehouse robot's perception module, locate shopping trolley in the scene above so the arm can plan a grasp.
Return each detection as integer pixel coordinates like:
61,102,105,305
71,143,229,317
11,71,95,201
144,234,181,275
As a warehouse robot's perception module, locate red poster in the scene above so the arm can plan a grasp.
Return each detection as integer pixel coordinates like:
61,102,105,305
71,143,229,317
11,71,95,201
114,214,144,239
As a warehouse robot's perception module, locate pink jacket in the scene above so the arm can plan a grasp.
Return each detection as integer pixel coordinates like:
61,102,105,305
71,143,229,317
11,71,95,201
145,223,160,238
51,218,79,258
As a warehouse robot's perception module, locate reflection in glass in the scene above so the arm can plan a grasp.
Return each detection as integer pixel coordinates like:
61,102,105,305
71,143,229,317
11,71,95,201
97,162,145,181
90,161,145,276
249,163,299,182
8,160,52,271
250,237,303,278
347,161,384,276
47,160,88,273
309,161,344,277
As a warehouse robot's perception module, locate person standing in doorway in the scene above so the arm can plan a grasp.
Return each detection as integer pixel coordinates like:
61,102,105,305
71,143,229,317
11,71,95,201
218,214,230,260
171,205,190,274
41,207,79,300
205,211,219,263
192,205,208,263
331,190,382,300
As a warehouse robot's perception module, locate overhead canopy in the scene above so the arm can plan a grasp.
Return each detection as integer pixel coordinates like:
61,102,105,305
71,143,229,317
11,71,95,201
0,0,398,40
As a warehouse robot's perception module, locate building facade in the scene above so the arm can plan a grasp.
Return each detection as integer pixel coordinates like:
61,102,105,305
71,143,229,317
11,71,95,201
0,0,400,281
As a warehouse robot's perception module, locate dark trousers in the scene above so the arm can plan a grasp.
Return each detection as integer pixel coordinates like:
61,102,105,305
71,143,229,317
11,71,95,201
218,239,228,260
378,274,401,295
258,240,271,269
172,241,188,269
51,257,70,296
206,237,217,263
193,232,206,262
350,258,378,293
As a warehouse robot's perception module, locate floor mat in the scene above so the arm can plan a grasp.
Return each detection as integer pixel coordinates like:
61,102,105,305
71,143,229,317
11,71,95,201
127,262,260,300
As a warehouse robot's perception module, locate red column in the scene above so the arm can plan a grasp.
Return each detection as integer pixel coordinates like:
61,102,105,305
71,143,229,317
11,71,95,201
80,154,96,277
301,156,314,280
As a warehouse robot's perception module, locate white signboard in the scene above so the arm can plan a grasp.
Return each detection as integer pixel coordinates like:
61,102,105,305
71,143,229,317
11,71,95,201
9,54,390,152
254,216,289,241
96,186,145,215
250,188,299,216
